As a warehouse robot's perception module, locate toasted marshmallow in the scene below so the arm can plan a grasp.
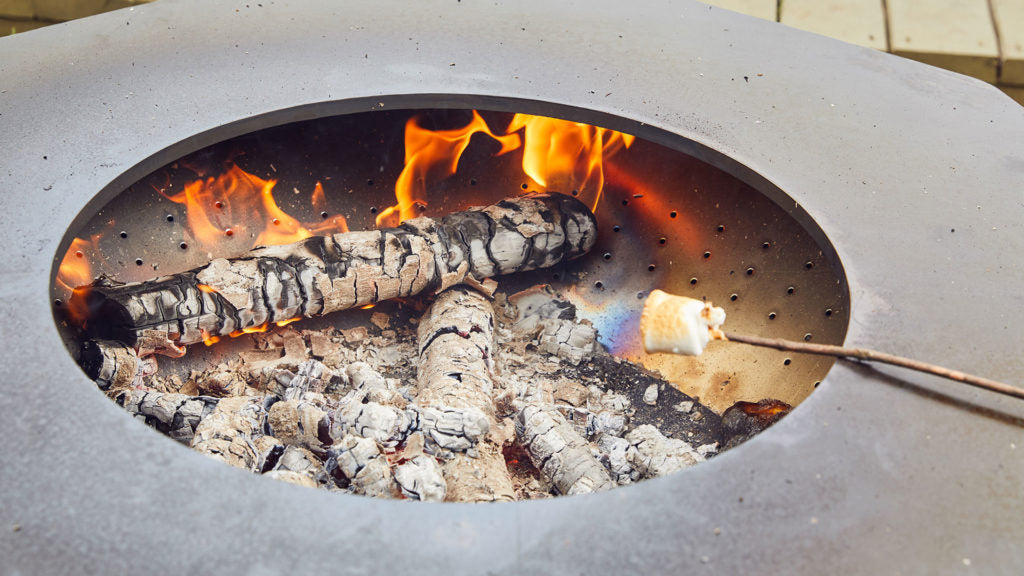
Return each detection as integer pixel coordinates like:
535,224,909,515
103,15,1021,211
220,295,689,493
640,290,726,356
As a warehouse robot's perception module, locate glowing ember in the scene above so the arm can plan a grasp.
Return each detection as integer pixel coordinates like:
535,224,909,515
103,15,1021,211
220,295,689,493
201,331,220,346
735,399,792,421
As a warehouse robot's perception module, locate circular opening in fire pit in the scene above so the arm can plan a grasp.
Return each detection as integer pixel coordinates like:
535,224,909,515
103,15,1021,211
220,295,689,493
52,100,849,501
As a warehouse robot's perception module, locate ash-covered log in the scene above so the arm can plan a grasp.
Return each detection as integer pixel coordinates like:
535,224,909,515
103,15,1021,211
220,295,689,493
414,286,515,502
79,339,165,391
73,193,597,348
517,403,616,495
190,396,267,470
113,389,219,444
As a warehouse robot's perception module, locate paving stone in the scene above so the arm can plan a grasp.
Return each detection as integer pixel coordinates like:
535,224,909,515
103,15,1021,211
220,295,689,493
888,0,999,83
701,0,777,22
991,0,1024,85
781,0,886,51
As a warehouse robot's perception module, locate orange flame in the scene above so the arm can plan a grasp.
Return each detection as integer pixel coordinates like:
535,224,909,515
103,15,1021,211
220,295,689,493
56,237,98,323
275,317,301,327
507,114,634,212
163,165,348,252
229,322,270,338
201,330,220,346
56,237,94,294
377,110,521,227
311,181,327,213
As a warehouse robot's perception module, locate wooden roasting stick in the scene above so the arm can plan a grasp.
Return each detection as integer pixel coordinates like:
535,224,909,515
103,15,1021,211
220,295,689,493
641,289,1024,400
73,193,597,348
414,286,516,502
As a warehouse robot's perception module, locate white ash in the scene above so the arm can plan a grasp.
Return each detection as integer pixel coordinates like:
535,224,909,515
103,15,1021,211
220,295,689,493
394,455,447,502
625,424,705,478
673,400,694,413
345,362,405,406
326,434,395,498
596,434,638,485
264,470,319,489
331,399,413,447
643,383,659,406
265,399,332,455
517,403,616,495
536,319,598,366
190,396,267,470
409,405,490,453
273,445,323,479
123,281,734,502
592,410,627,438
411,287,514,501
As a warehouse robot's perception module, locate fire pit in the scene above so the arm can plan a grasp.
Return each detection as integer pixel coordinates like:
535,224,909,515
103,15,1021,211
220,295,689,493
54,107,851,499
2,0,1022,572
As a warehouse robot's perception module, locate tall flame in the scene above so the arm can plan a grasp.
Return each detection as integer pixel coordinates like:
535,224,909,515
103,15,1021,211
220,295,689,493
377,110,521,227
379,111,634,227
507,114,634,212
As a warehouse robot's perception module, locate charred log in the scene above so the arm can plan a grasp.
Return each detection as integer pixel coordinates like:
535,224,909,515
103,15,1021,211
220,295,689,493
74,194,597,348
190,396,267,470
517,403,616,495
114,389,219,444
414,286,516,502
80,339,153,390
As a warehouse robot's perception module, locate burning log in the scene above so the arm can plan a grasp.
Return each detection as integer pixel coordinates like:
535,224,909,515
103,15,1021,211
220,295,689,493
73,193,597,348
414,286,516,502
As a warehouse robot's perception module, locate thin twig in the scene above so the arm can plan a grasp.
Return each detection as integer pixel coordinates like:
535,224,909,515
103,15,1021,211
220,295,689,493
723,332,1024,401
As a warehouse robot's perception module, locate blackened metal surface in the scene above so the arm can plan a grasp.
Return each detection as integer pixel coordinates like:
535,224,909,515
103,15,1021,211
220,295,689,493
0,1,1022,575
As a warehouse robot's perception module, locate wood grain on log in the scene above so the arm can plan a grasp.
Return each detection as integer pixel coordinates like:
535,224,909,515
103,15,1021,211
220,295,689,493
74,194,597,347
415,287,515,502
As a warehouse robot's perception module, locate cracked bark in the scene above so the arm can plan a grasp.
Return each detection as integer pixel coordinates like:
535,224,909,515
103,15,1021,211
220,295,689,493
517,403,616,495
190,396,267,470
414,286,515,502
74,194,597,348
113,389,219,444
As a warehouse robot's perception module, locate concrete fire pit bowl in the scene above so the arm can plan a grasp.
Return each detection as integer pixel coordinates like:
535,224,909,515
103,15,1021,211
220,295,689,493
1,1,1021,573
